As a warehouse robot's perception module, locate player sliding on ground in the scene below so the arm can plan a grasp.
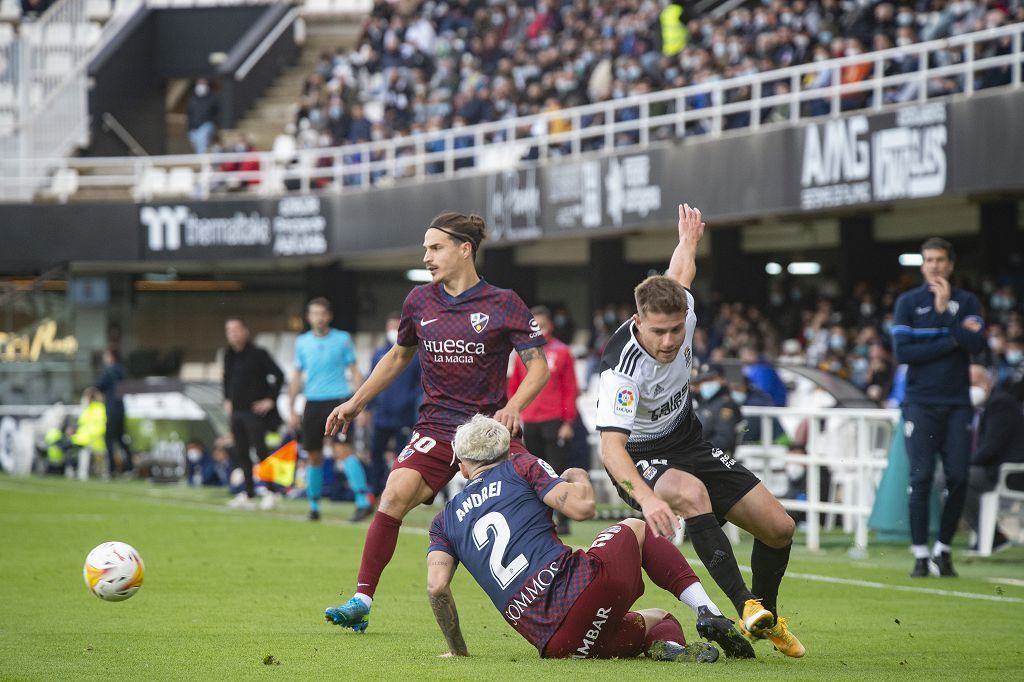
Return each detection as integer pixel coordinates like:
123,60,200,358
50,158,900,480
425,414,750,661
596,203,805,657
323,211,550,632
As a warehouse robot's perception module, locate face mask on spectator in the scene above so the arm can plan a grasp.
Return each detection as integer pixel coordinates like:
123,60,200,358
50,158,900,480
970,385,988,407
731,390,747,404
1007,350,1023,365
713,42,727,58
896,37,913,47
665,67,680,81
829,335,847,351
187,448,203,463
819,31,833,45
860,302,875,317
386,330,399,345
897,12,914,26
988,336,1003,351
700,382,720,400
780,12,793,24
195,83,209,97
852,356,869,373
881,320,893,334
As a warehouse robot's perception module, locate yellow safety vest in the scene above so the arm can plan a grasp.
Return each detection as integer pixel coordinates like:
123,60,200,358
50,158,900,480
660,5,686,57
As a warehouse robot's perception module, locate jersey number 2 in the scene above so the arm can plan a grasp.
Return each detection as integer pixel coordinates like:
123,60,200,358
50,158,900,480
472,511,528,589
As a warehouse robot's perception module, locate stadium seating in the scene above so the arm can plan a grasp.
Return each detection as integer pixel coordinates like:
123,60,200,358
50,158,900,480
280,0,1024,151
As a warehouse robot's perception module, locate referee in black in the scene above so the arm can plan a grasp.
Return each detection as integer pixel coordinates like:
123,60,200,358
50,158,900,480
891,238,985,577
223,316,285,510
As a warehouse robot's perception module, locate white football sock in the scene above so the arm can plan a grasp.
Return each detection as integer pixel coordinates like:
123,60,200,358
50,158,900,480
679,583,722,616
354,593,372,608
933,542,951,556
912,544,929,559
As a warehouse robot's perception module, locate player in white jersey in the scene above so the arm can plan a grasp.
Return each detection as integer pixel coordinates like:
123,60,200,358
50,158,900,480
596,204,805,659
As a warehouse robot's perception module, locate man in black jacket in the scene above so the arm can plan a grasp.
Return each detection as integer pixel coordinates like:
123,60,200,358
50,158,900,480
223,317,285,510
187,79,219,154
962,365,1024,553
693,364,743,456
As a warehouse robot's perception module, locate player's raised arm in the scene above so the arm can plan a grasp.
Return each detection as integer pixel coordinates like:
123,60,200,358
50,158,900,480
426,551,469,657
665,203,706,290
601,430,679,537
542,467,596,521
325,343,416,435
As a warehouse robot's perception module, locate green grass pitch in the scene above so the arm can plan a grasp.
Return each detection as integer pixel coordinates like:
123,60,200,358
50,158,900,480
1,475,1022,680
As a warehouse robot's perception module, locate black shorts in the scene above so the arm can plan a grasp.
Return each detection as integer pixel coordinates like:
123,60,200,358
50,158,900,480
609,429,760,524
301,398,349,452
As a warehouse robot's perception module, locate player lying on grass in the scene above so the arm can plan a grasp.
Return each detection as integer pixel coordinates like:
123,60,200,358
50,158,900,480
424,414,755,661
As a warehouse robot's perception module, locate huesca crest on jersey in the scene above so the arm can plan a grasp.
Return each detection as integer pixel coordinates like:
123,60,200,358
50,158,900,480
471,312,490,333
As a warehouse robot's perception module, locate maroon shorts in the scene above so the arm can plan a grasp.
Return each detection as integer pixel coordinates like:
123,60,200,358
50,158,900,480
541,524,647,659
391,429,530,495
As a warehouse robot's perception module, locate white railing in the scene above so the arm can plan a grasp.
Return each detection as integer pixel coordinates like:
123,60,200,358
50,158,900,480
8,21,1020,202
736,406,901,553
0,0,145,200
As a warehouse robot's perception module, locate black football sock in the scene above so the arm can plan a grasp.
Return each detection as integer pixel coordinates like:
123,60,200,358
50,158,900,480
684,513,755,615
750,539,791,617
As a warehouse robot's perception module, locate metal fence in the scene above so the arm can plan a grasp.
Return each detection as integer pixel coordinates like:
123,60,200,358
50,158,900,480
6,21,1020,202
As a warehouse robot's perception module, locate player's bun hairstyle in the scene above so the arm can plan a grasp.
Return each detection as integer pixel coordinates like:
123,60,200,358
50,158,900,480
920,237,955,262
428,211,487,261
634,276,689,318
453,414,510,464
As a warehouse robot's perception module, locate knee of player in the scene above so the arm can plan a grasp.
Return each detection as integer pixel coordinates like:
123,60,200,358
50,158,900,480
764,515,796,547
662,484,710,517
620,517,646,547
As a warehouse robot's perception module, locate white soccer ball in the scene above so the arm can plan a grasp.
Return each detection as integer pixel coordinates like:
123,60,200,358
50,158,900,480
83,541,145,602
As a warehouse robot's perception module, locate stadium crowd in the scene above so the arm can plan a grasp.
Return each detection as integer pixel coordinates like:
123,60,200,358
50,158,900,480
280,0,1022,163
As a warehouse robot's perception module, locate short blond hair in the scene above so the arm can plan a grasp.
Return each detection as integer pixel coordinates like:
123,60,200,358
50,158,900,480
634,275,688,317
453,414,510,464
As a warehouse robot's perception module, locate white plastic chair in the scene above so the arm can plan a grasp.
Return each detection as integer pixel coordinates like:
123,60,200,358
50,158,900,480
166,166,195,196
976,462,1024,556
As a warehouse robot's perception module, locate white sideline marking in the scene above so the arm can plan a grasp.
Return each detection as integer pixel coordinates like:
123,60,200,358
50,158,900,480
739,564,1024,604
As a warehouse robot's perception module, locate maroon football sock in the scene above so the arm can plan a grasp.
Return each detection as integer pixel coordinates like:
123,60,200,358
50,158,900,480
644,613,686,650
642,524,699,597
355,511,402,599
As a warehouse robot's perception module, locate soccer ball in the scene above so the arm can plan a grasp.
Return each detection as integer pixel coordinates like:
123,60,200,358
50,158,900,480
83,541,145,601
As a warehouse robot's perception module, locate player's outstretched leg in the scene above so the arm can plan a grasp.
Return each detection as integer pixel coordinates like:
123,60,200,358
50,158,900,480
634,521,754,659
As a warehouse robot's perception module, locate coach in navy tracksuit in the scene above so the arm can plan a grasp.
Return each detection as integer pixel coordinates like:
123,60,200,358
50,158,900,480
892,238,985,578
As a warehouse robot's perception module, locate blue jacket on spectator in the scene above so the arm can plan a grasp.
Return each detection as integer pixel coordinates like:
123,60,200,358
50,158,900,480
366,343,422,429
744,360,788,407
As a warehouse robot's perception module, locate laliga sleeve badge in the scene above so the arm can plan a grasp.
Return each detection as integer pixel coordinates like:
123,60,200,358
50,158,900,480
613,386,637,417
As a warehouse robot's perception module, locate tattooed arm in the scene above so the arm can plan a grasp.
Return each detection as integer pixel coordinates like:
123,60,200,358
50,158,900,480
542,468,596,521
494,346,550,435
600,430,679,537
426,551,469,657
